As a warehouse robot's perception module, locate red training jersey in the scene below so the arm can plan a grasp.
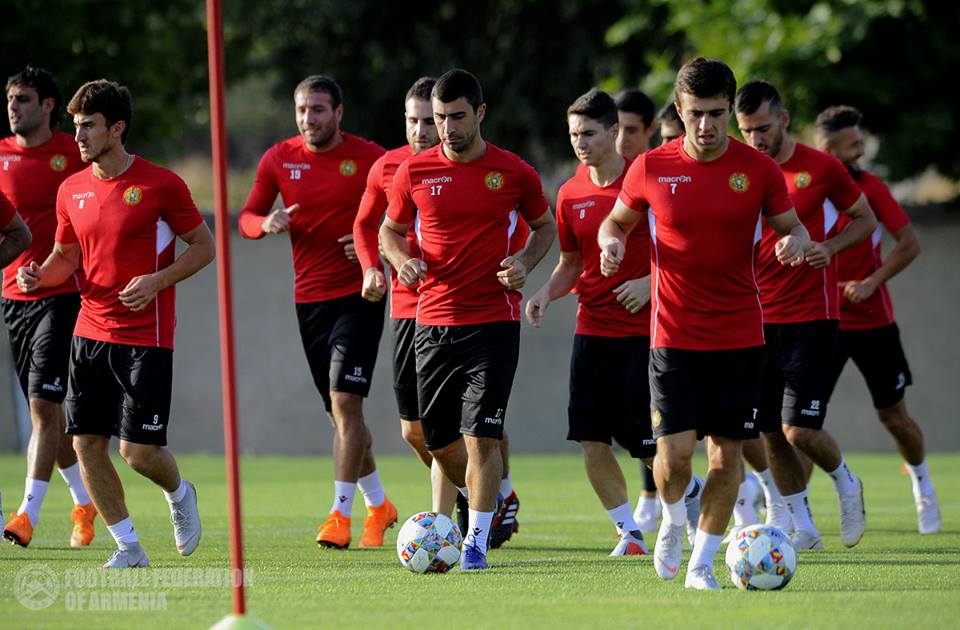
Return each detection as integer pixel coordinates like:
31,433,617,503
387,142,548,326
0,132,85,300
557,159,651,337
239,132,385,303
756,143,862,323
55,157,204,349
1,190,15,224
836,169,910,330
618,137,794,350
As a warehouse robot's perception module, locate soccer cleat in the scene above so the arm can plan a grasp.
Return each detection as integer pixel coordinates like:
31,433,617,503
685,476,703,546
684,564,720,590
916,493,941,535
489,491,521,549
3,512,33,547
70,502,98,548
102,544,149,569
634,495,661,533
838,475,866,548
359,497,398,548
765,498,793,534
455,493,469,537
789,529,824,551
653,522,685,580
610,530,649,556
170,481,202,556
459,544,489,570
316,510,351,549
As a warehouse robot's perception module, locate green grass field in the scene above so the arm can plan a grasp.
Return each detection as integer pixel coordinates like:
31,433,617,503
1,452,958,629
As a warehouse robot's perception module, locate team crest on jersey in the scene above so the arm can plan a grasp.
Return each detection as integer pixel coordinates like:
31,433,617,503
485,172,504,191
794,171,812,188
123,186,143,206
728,172,750,193
49,155,67,172
339,159,357,176
651,408,663,428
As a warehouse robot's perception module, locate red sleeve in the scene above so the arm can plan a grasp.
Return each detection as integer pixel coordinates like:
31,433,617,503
386,160,416,224
761,157,794,217
825,155,864,213
0,191,15,225
618,155,649,212
518,161,549,223
555,187,578,252
353,155,387,273
864,176,910,234
54,186,77,244
162,173,205,235
238,147,280,239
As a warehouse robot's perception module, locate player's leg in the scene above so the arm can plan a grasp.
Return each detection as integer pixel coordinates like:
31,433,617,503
489,430,520,548
634,463,660,532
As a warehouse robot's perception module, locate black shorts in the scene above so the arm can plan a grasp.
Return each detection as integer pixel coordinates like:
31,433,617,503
2,294,80,403
568,334,655,459
826,323,913,410
649,346,764,441
296,293,385,413
392,317,419,421
64,337,173,446
758,320,838,432
415,321,520,451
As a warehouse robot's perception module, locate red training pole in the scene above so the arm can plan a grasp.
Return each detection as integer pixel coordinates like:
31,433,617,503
205,0,246,615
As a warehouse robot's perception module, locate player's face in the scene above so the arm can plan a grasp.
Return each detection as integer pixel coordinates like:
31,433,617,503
404,97,438,154
615,111,651,160
736,100,787,158
827,126,866,173
433,97,484,154
568,114,616,167
7,85,48,136
676,93,732,154
659,120,684,145
295,89,342,150
73,112,121,163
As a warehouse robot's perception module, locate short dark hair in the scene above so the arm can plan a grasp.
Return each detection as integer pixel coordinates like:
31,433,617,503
614,90,655,126
815,105,863,134
6,66,63,129
405,76,437,102
658,101,681,124
432,69,483,112
295,74,343,109
735,80,783,116
67,80,133,143
567,88,618,128
674,57,737,106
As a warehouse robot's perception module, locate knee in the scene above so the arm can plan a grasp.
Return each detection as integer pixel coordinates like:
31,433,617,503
580,440,612,459
657,445,693,472
429,438,463,463
118,442,157,472
401,421,426,451
330,391,363,423
782,425,813,449
707,439,742,472
877,404,911,431
73,435,106,460
29,398,62,426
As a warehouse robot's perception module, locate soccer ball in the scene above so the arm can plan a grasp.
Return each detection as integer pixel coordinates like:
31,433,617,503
396,512,462,574
724,524,797,590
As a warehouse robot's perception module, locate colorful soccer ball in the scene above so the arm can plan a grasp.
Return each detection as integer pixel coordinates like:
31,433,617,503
724,524,797,590
396,511,462,574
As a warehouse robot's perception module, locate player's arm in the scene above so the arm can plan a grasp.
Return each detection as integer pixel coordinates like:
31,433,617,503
525,250,583,327
0,213,32,267
498,211,556,290
17,241,80,293
808,194,877,269
597,198,643,277
766,209,812,267
844,223,921,304
119,222,215,312
354,165,388,301
238,150,297,239
380,217,425,288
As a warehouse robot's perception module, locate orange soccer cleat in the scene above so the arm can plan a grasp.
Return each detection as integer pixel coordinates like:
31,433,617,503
3,512,33,547
70,503,98,548
316,510,351,549
359,497,398,548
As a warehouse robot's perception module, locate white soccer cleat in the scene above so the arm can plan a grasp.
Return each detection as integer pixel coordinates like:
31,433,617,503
789,529,824,551
634,496,661,533
838,475,866,548
610,530,649,557
653,522,685,580
685,476,703,546
102,544,149,569
684,564,720,590
765,498,794,535
916,493,942,535
170,481,202,556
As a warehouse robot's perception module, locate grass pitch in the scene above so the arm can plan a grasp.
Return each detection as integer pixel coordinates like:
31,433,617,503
1,451,958,629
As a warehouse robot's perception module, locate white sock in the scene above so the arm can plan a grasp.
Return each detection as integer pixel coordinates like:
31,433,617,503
357,469,385,508
639,495,660,513
163,479,187,505
906,459,934,497
783,489,819,535
688,529,723,569
331,481,357,517
106,516,139,548
753,468,783,505
465,508,494,554
458,486,469,499
733,479,760,527
662,499,686,526
499,473,514,498
827,457,857,496
18,478,49,526
606,502,639,535
58,463,92,505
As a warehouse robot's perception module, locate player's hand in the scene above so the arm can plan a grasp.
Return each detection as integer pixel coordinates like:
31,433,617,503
361,268,387,302
16,262,42,293
599,238,624,277
613,276,651,314
497,255,528,289
397,258,427,287
775,235,805,267
338,233,358,263
804,242,833,269
119,273,164,311
842,278,877,304
525,290,550,327
261,203,299,234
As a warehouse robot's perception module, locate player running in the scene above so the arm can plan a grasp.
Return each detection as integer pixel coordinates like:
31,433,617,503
599,58,813,589
18,80,214,568
2,66,97,549
656,102,684,145
815,104,940,534
380,69,556,570
735,81,877,551
614,90,656,161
